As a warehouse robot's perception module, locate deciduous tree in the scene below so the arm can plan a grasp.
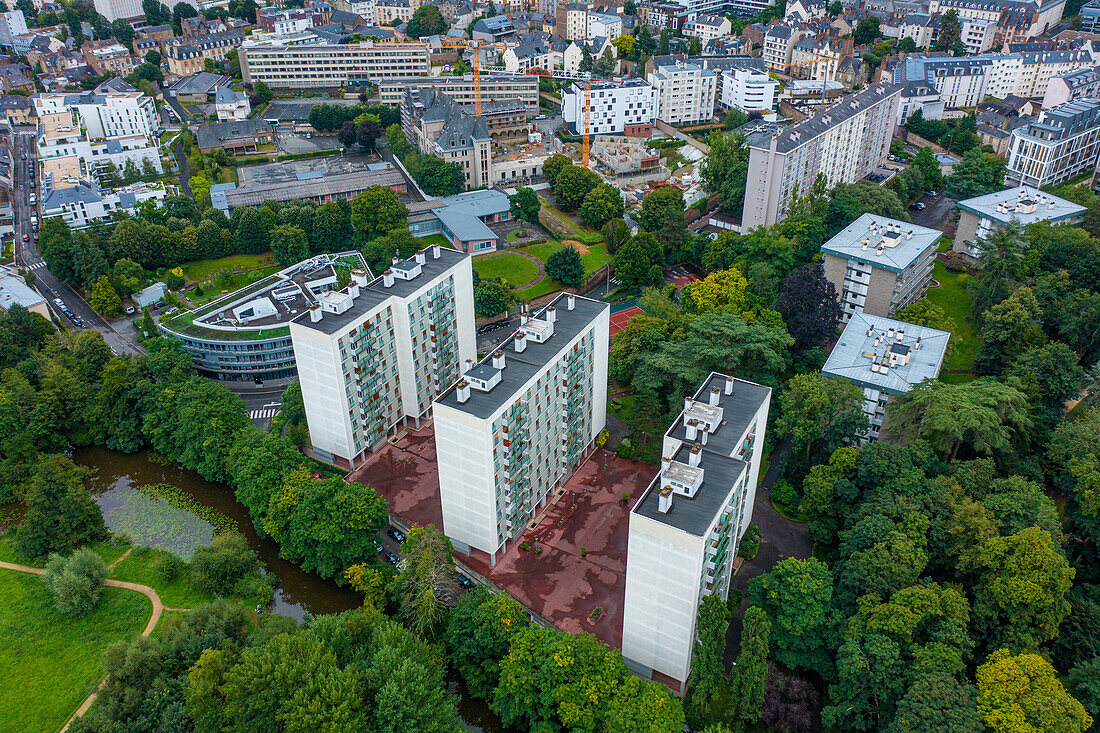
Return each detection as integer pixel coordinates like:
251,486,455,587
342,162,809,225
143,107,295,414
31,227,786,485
579,182,625,229
545,245,585,288
976,649,1091,733
775,263,842,354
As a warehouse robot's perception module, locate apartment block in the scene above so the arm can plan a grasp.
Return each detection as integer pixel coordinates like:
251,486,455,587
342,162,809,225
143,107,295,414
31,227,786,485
556,2,588,40
647,59,716,125
240,40,430,89
33,82,159,139
744,82,901,229
0,11,28,49
952,186,1087,261
433,293,609,561
81,38,137,77
821,313,949,441
1006,98,1100,188
821,214,941,322
1042,66,1100,109
562,79,657,136
622,373,772,690
378,74,539,114
290,244,476,468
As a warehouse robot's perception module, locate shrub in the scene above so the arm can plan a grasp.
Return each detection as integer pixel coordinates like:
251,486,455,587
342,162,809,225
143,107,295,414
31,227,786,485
190,532,261,597
153,552,186,583
771,480,799,511
942,251,967,272
738,523,761,559
520,542,531,552
580,547,588,557
43,549,108,617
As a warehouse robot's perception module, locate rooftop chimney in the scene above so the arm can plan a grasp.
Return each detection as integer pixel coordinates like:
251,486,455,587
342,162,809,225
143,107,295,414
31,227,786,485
383,269,394,287
661,456,672,473
351,269,369,287
685,418,698,441
545,306,557,323
700,426,709,445
456,380,471,403
514,332,527,353
709,386,721,406
725,376,734,395
658,485,673,513
492,350,505,369
688,443,702,467
308,303,322,322
415,251,427,265
566,293,576,310
464,358,475,374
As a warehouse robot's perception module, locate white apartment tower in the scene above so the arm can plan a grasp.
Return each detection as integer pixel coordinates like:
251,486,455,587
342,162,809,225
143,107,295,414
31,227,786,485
647,59,717,125
433,293,610,562
290,245,476,468
562,79,657,136
622,373,772,690
743,82,901,229
0,10,28,49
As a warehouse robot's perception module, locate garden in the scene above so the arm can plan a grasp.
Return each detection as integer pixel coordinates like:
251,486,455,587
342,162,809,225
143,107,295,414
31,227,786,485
925,260,981,381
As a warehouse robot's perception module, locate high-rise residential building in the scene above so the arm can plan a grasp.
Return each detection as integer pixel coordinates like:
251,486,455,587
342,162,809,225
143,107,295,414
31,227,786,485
1006,98,1100,188
647,59,717,125
239,40,430,89
33,80,159,139
92,0,142,21
821,214,941,322
562,79,657,136
556,2,588,40
378,74,540,113
290,244,476,468
821,313,949,442
952,186,1087,261
622,373,772,690
0,10,28,49
743,82,901,229
433,293,610,561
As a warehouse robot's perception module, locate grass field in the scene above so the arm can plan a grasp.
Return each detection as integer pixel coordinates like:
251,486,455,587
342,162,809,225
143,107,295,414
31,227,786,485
511,241,612,300
108,548,212,609
0,568,150,733
416,234,451,249
926,261,981,373
473,252,539,287
181,252,278,283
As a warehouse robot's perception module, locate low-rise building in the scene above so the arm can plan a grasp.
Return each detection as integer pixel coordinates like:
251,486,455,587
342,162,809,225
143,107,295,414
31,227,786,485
167,71,233,103
588,11,623,38
562,78,657,136
196,119,275,153
591,134,667,179
1042,65,1100,109
378,74,539,113
1005,98,1100,188
821,213,941,322
215,87,251,120
952,186,1087,261
81,37,136,76
219,166,408,210
685,14,732,43
0,263,49,319
622,373,772,691
822,313,949,441
40,178,167,228
433,292,609,560
292,245,476,467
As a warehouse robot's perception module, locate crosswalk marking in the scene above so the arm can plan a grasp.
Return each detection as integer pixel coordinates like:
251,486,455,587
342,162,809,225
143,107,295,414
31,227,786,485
29,262,46,270
249,408,280,420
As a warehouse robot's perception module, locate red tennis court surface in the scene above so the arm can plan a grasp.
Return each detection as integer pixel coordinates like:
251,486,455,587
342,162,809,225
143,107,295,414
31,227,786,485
609,306,644,338
667,273,700,289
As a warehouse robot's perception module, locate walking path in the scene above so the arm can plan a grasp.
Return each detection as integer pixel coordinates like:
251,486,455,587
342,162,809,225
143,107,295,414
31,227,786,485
503,250,546,289
0,557,187,731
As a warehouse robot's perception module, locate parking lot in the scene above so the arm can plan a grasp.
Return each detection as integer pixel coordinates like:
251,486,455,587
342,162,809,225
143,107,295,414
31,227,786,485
275,132,342,155
263,98,360,122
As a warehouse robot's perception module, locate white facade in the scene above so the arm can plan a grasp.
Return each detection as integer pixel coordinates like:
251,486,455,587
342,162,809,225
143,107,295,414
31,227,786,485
647,60,716,125
93,0,143,21
720,66,779,112
433,293,609,560
1006,98,1100,188
961,17,996,54
622,374,772,688
685,14,732,43
33,90,159,139
562,79,657,135
41,180,168,228
587,12,623,38
291,247,476,467
0,11,28,49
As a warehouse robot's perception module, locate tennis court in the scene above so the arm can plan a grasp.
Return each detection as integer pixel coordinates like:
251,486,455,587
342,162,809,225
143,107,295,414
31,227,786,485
609,305,644,339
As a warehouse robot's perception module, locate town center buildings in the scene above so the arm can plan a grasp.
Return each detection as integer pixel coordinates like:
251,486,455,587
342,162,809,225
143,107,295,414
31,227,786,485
622,373,772,691
433,293,610,562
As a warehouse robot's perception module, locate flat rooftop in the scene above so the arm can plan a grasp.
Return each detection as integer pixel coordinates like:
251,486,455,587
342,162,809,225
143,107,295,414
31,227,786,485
956,185,1087,226
292,245,469,335
749,82,900,154
822,312,949,395
633,443,748,537
666,374,771,459
821,213,941,273
435,293,608,420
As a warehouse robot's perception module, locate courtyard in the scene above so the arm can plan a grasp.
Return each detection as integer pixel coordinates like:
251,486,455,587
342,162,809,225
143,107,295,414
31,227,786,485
346,422,655,650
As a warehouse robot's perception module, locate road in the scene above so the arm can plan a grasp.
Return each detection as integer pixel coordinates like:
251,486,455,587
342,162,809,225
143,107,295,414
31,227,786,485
11,130,144,356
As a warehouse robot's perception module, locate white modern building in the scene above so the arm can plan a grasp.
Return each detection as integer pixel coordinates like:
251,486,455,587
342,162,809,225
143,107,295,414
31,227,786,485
562,78,657,136
290,244,476,468
684,14,732,43
92,0,143,21
1006,98,1100,188
647,58,717,125
821,313,949,441
952,186,1087,261
622,373,772,690
33,84,160,139
961,17,996,54
587,11,623,38
433,293,609,561
744,82,901,229
0,10,28,49
40,179,168,228
720,66,779,113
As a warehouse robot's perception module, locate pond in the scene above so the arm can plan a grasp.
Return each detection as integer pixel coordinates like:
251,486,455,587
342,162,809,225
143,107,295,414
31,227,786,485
75,445,510,733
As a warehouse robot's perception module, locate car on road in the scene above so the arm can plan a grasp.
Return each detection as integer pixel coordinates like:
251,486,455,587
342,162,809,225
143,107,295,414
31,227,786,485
909,202,926,211
382,551,400,566
20,152,25,160
387,527,406,543
22,234,28,242
53,298,63,306
28,193,36,205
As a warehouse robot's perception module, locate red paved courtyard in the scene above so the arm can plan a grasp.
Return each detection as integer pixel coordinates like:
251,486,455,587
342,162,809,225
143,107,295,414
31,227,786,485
347,422,656,651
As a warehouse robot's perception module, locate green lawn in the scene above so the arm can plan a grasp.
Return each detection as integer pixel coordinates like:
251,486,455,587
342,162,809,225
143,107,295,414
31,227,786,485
515,278,563,301
181,252,278,283
519,242,561,262
416,233,452,249
473,252,539,287
219,165,238,184
926,261,981,373
0,568,150,733
108,548,213,609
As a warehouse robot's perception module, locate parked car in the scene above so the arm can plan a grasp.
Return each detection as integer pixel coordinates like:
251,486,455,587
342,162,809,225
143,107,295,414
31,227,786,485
53,298,63,306
926,190,937,197
125,306,136,315
387,527,406,543
382,551,400,566
455,573,474,590
22,234,29,242
910,202,926,211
